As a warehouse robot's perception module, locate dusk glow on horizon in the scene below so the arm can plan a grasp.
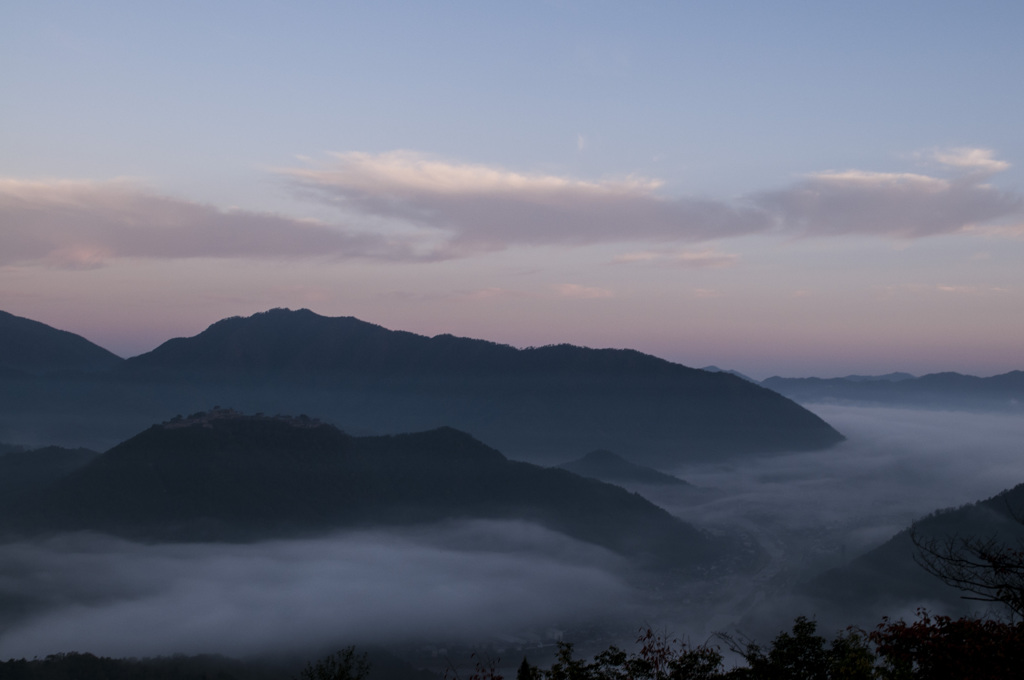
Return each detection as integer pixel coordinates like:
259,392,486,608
3,2,1023,379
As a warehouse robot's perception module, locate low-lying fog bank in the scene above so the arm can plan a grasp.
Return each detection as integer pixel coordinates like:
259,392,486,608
2,405,1023,661
645,405,1024,635
0,522,636,660
665,405,1024,560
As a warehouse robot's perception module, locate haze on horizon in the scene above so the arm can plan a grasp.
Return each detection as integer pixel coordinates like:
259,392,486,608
3,1,1023,380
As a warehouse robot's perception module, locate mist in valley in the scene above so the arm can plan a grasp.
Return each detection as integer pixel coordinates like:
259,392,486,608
0,522,637,661
2,404,1023,664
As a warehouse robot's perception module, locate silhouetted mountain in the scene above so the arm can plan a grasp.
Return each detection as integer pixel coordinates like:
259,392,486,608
839,372,915,383
0,308,843,461
807,482,1024,617
124,309,518,376
57,308,841,464
0,445,99,501
701,366,757,383
558,450,689,486
0,411,743,571
0,310,123,375
762,371,1024,410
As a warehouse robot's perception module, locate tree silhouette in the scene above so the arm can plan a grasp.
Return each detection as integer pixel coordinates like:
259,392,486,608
870,609,1024,679
517,657,541,680
912,527,1024,618
298,647,370,680
719,617,873,680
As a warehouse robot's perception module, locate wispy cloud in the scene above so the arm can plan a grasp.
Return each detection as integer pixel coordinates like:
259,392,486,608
963,221,1024,239
753,166,1020,238
935,284,1009,294
458,287,531,301
286,149,1022,251
927,147,1011,174
611,248,739,268
553,283,614,299
2,148,1019,270
282,151,771,253
0,179,426,268
876,282,1012,297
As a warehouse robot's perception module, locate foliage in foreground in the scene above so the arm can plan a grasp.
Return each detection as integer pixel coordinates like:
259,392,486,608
0,651,286,680
501,612,1024,680
0,647,371,680
5,613,1024,680
299,647,371,680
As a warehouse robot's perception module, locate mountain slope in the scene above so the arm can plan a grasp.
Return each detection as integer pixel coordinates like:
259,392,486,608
806,482,1024,616
762,371,1024,410
558,449,689,486
0,445,99,500
112,308,844,464
0,411,740,571
0,310,123,375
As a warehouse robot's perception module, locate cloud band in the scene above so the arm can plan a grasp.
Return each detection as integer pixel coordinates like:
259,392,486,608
1,148,1019,269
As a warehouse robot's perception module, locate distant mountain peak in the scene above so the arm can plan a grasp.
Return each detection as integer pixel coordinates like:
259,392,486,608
0,309,123,375
6,307,846,462
160,407,326,430
0,415,739,571
701,365,758,383
559,449,689,486
580,449,625,464
839,372,916,383
763,370,1024,411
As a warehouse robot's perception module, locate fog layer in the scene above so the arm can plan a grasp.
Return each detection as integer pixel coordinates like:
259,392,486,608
668,405,1024,555
639,405,1024,635
0,522,634,659
3,405,1024,659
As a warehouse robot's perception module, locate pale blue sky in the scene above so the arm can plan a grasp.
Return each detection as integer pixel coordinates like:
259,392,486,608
2,1,1023,377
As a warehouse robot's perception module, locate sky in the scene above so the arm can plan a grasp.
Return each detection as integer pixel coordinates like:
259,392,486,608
2,1,1023,379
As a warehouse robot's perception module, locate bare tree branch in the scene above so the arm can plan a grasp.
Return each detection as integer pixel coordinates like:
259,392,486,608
912,527,1024,618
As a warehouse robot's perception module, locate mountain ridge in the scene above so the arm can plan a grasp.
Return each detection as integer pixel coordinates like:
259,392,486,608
806,481,1024,617
0,308,844,463
0,310,123,376
126,308,732,378
762,370,1024,410
0,410,745,572
557,449,689,486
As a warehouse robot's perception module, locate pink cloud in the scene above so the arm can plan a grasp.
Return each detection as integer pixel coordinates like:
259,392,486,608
0,179,424,268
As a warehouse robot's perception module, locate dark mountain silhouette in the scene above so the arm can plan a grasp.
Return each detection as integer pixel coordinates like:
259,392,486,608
806,482,1024,617
0,308,843,462
0,442,24,455
762,371,1024,411
701,366,757,383
0,445,99,501
124,309,520,376
558,449,689,486
0,410,744,572
92,308,842,464
839,372,915,383
0,310,123,376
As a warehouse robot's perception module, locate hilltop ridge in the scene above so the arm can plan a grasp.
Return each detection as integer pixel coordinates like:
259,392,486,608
762,370,1024,410
0,308,844,462
0,411,744,572
0,310,123,376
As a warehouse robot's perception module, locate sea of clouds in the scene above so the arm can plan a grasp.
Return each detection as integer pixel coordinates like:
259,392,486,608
2,405,1023,660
